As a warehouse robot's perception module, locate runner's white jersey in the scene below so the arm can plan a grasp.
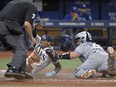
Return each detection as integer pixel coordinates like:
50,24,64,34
31,34,54,74
74,42,107,61
34,34,53,61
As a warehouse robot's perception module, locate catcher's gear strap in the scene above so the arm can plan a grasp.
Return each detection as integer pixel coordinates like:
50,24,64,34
61,53,71,59
107,58,116,76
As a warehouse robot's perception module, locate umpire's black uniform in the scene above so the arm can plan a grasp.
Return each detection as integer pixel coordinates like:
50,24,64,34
0,1,37,79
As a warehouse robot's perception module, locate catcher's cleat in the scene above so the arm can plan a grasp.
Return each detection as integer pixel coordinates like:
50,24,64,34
4,67,25,80
81,70,96,79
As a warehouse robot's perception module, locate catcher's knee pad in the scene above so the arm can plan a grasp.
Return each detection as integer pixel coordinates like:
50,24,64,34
107,58,116,76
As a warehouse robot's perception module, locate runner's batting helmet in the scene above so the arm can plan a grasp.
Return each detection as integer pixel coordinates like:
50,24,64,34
60,35,72,51
41,34,51,42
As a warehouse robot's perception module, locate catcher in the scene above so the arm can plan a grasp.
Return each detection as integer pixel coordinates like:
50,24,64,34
46,31,116,79
26,33,62,78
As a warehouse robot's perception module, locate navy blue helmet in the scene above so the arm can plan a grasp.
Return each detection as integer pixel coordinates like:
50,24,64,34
60,35,72,51
70,6,78,12
80,4,86,9
41,34,51,42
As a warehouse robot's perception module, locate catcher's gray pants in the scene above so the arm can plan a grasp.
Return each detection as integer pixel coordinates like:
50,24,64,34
74,51,109,78
0,20,27,72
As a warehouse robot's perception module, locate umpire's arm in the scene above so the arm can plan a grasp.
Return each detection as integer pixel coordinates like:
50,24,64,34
24,21,36,45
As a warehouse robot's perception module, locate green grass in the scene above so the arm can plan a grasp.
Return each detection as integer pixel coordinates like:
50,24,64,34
0,58,82,70
46,58,82,70
0,58,10,69
0,58,115,87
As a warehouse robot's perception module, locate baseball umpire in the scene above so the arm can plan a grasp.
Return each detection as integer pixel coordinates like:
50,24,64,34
0,1,37,80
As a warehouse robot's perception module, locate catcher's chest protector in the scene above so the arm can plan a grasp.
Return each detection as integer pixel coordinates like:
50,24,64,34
108,57,116,76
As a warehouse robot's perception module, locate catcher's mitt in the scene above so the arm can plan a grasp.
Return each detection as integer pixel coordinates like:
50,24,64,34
46,49,60,62
107,47,116,76
26,49,41,73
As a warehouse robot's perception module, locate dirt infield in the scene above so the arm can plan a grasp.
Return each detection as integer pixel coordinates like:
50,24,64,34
0,71,116,86
0,51,116,86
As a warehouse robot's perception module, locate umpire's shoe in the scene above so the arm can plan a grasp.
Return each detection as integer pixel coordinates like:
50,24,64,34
4,66,25,80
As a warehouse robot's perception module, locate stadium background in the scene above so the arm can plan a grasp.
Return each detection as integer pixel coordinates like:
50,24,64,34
0,0,116,49
0,0,116,86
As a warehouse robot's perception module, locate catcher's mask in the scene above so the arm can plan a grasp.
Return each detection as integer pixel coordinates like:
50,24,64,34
74,31,92,46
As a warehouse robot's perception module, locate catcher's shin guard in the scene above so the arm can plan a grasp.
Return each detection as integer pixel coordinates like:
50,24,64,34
107,47,116,76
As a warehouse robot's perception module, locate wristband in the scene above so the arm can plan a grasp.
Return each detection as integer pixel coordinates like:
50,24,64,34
60,53,71,59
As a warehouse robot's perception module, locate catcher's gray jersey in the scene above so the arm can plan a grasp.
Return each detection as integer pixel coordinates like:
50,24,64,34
74,42,109,77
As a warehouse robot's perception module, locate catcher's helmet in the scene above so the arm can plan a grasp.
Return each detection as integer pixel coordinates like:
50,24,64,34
60,35,72,51
74,31,92,46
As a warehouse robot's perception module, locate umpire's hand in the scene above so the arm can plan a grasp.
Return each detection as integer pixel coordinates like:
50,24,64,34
34,24,43,30
31,37,36,46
